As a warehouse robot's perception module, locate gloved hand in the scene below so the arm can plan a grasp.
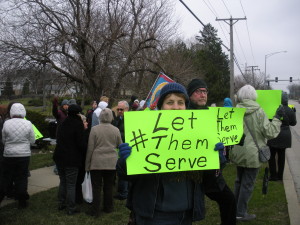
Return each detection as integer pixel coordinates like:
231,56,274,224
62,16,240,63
274,105,284,120
214,142,226,164
118,143,132,160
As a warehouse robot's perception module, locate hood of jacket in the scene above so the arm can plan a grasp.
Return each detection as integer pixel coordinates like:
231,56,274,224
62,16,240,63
237,99,260,116
10,103,26,118
98,101,108,109
282,92,288,106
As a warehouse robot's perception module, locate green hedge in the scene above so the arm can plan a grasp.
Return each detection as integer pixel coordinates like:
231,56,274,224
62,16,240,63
26,110,49,137
27,99,43,106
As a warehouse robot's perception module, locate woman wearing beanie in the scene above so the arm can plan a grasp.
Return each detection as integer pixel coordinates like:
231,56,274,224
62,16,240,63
116,82,205,225
267,92,297,181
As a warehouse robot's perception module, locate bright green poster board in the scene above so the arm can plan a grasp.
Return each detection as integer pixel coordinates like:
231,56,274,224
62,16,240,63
32,123,43,140
256,90,282,119
25,117,43,139
124,108,245,175
209,107,245,146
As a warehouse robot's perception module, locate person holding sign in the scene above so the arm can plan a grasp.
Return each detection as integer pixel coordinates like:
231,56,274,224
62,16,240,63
230,85,282,221
117,82,205,225
267,92,297,181
187,79,236,225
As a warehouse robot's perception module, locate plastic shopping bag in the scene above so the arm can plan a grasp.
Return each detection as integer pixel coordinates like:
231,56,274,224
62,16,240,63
82,172,93,203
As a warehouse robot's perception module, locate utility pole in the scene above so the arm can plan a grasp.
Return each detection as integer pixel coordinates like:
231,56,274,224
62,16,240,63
246,66,259,86
216,17,246,103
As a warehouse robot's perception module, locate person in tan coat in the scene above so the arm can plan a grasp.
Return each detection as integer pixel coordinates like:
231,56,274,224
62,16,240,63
85,108,122,217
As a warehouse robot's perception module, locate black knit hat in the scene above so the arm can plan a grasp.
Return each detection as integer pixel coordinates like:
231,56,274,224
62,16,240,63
187,79,208,96
68,104,82,115
157,83,189,109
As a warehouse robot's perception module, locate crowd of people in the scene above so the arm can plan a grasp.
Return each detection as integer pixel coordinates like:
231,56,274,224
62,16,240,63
0,78,296,225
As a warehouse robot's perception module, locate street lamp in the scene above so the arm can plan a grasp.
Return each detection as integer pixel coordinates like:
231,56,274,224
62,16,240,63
264,51,287,85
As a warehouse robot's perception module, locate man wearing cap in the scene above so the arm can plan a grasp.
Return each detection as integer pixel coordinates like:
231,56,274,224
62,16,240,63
52,97,69,175
187,79,236,225
113,100,129,200
52,97,69,126
53,104,86,215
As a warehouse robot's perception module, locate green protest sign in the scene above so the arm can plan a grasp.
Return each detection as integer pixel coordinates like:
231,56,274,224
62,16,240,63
32,123,43,140
256,90,282,119
209,107,245,146
125,110,220,175
25,117,43,140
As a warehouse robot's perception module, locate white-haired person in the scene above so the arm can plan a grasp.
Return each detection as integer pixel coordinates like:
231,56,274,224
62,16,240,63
85,108,122,217
230,84,283,221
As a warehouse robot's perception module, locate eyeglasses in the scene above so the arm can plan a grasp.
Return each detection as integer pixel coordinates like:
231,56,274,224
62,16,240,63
194,89,208,95
117,108,124,111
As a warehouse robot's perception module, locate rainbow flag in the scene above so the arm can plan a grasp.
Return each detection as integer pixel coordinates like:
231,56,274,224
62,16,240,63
144,73,174,109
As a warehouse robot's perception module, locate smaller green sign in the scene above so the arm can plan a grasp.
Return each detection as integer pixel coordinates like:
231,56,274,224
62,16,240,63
32,123,43,140
256,90,282,119
24,117,43,140
209,107,245,146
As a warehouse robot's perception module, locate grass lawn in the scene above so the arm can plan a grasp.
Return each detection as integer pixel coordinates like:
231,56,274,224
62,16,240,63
0,162,289,225
29,150,55,170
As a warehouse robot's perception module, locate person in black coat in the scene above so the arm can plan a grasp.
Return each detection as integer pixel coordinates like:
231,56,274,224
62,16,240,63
187,79,236,225
112,100,129,200
53,104,86,215
267,92,297,181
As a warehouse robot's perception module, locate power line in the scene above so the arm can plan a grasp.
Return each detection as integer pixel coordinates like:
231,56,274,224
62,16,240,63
233,54,244,76
240,0,256,65
206,0,245,76
179,0,230,51
202,0,230,47
216,16,246,101
202,0,217,17
221,0,231,15
179,0,205,27
234,26,247,63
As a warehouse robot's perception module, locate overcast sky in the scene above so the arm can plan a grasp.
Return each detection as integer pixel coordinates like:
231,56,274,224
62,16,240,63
174,0,300,92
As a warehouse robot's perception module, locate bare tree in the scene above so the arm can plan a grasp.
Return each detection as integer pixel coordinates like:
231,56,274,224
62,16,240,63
234,71,268,92
0,0,178,104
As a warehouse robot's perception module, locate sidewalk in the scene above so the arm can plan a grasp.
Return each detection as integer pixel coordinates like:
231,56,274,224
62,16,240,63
0,165,59,207
283,100,300,225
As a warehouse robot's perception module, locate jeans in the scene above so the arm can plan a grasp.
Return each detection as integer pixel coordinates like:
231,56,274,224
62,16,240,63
234,167,259,217
206,184,236,225
75,166,85,204
57,166,79,212
0,157,30,202
268,147,286,180
90,170,116,215
135,210,192,225
117,176,128,198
